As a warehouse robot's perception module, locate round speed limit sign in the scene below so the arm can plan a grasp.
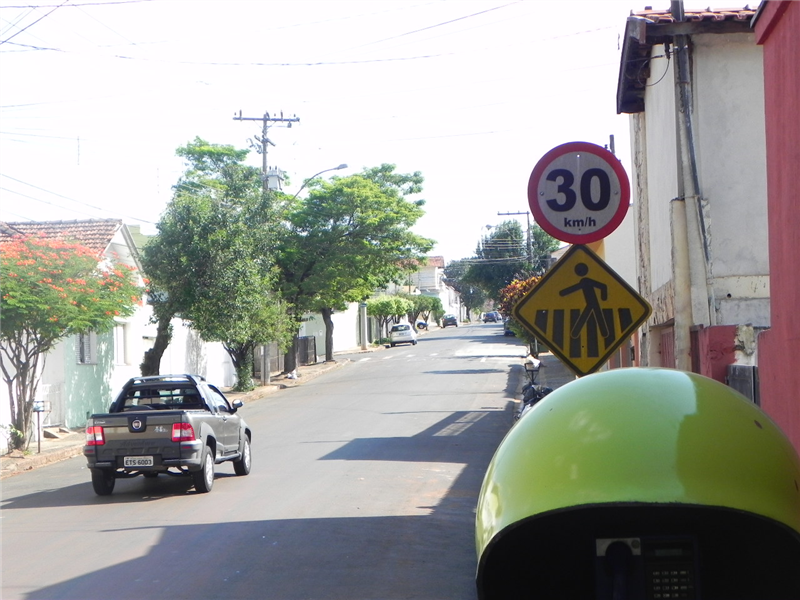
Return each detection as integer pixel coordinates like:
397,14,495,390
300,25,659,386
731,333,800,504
527,141,630,244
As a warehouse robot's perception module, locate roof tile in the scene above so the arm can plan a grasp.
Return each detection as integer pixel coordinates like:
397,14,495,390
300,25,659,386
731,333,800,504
0,219,122,254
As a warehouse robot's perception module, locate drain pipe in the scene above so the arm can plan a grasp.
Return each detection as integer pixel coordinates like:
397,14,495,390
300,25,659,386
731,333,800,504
670,0,714,369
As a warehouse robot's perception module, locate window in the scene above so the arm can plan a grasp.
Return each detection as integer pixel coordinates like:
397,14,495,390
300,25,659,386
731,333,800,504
206,386,232,413
114,324,128,365
76,332,97,365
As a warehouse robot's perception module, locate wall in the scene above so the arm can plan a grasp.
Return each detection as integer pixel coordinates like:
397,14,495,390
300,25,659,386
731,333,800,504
298,302,361,361
642,45,679,294
693,33,770,329
755,0,800,452
632,32,770,368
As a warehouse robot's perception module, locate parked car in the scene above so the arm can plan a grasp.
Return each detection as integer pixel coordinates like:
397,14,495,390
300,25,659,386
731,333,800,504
389,323,418,347
441,314,458,328
483,311,500,323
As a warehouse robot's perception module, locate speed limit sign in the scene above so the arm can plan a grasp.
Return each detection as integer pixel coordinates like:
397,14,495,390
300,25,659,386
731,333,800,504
527,141,630,244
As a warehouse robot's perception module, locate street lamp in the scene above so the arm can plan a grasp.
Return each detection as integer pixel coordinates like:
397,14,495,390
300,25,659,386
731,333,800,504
291,163,348,199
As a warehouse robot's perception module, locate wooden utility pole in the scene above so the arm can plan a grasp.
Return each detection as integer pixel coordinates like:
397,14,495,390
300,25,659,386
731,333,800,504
233,110,300,191
498,210,533,266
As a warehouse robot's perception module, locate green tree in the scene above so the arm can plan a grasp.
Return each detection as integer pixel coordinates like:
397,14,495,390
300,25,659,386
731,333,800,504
1,235,142,449
399,293,442,329
366,296,414,340
276,164,434,366
464,220,558,301
141,138,294,390
443,259,487,321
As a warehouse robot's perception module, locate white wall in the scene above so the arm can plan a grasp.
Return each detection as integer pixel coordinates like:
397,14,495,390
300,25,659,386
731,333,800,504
298,302,361,360
151,319,236,387
693,33,770,327
636,35,769,329
642,46,680,293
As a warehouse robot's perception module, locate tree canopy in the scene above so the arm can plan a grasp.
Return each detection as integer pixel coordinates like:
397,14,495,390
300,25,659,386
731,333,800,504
443,258,487,319
366,296,414,339
1,235,142,448
462,220,559,301
141,138,293,390
275,163,434,363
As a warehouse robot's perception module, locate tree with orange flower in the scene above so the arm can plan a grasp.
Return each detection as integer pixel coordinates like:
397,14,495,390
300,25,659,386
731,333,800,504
499,275,543,355
1,235,142,450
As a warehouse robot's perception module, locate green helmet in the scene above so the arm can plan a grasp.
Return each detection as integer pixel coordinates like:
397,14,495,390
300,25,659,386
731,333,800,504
476,368,800,599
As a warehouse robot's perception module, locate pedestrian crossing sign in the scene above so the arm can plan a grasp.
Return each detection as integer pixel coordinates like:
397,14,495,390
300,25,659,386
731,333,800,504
512,244,652,376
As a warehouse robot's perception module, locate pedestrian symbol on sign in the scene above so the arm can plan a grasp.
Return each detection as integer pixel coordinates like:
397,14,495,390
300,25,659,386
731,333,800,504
559,262,609,339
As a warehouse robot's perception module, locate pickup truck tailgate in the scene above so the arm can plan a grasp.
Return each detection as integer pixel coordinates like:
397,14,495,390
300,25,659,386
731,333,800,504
89,412,187,466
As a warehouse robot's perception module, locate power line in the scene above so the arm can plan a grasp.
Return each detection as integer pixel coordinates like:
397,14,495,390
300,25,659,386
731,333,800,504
0,174,156,224
0,0,70,46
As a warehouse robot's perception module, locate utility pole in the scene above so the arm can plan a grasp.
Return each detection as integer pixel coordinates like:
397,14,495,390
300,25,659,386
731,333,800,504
498,210,533,266
233,110,300,192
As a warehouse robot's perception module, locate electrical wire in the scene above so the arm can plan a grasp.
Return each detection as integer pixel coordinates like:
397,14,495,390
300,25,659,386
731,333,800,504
0,0,71,46
0,175,156,224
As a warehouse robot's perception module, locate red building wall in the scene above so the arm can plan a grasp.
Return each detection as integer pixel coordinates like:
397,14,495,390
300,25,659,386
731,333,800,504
755,1,800,453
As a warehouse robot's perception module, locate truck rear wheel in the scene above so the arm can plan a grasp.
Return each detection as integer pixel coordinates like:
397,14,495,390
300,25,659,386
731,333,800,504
233,437,251,476
91,469,116,496
193,448,214,493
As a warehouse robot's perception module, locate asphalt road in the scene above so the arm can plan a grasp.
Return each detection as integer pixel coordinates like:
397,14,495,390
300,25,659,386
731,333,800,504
1,322,527,600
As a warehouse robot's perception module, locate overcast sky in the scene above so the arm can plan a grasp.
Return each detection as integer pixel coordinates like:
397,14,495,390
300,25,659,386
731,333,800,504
0,1,740,262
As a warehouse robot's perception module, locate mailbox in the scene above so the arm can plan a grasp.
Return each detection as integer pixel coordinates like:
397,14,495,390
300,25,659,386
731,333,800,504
475,368,800,599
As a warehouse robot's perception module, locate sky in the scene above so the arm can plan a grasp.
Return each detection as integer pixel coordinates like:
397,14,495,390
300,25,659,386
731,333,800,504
0,0,742,263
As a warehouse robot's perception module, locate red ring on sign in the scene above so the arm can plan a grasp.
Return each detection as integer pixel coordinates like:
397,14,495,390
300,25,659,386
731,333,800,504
527,141,630,244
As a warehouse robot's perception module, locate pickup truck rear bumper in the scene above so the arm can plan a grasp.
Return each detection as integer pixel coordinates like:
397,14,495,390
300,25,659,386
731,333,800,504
84,439,205,471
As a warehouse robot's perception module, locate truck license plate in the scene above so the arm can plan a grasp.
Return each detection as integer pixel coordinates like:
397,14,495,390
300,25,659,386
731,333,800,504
124,456,154,467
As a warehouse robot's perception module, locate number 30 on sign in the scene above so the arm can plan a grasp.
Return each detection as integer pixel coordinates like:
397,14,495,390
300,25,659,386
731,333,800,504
527,141,630,244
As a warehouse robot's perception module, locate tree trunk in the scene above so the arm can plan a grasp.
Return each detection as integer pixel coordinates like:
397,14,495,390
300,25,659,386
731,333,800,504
321,307,335,362
140,315,173,376
283,332,300,375
0,332,47,451
226,343,255,392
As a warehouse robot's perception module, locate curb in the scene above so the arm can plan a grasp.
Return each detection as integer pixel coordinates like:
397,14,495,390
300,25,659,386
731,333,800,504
0,359,351,480
0,435,84,479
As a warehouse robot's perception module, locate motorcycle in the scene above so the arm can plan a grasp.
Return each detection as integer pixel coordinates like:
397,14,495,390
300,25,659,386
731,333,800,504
516,383,553,421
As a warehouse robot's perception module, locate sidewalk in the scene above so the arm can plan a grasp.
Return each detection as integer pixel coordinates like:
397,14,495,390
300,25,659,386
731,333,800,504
0,358,350,480
510,350,578,420
535,351,579,390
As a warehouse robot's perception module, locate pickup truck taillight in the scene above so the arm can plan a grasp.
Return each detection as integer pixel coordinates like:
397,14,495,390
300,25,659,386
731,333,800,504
85,426,105,446
171,423,196,442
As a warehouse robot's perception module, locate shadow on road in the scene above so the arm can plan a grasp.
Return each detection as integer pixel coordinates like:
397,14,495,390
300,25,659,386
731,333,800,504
5,402,516,600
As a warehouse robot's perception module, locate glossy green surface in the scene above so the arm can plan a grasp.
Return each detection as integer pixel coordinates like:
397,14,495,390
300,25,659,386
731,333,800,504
476,368,800,559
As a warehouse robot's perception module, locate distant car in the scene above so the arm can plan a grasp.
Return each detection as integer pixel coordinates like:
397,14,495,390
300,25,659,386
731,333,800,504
389,323,418,347
483,311,500,323
441,314,458,328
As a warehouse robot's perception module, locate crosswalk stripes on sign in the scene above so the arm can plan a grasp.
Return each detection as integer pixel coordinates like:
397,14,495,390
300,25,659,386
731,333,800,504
531,307,635,359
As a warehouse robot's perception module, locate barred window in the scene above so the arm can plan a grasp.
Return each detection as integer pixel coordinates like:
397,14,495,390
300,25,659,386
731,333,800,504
77,332,97,365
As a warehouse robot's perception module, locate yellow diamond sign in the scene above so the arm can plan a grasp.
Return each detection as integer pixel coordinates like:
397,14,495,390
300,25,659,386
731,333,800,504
512,244,651,376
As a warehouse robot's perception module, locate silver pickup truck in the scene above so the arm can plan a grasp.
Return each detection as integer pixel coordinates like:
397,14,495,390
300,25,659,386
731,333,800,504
83,374,252,496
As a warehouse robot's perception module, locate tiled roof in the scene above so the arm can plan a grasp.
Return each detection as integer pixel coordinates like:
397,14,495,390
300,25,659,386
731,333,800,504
0,219,123,254
633,6,757,24
617,5,757,114
426,256,445,268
